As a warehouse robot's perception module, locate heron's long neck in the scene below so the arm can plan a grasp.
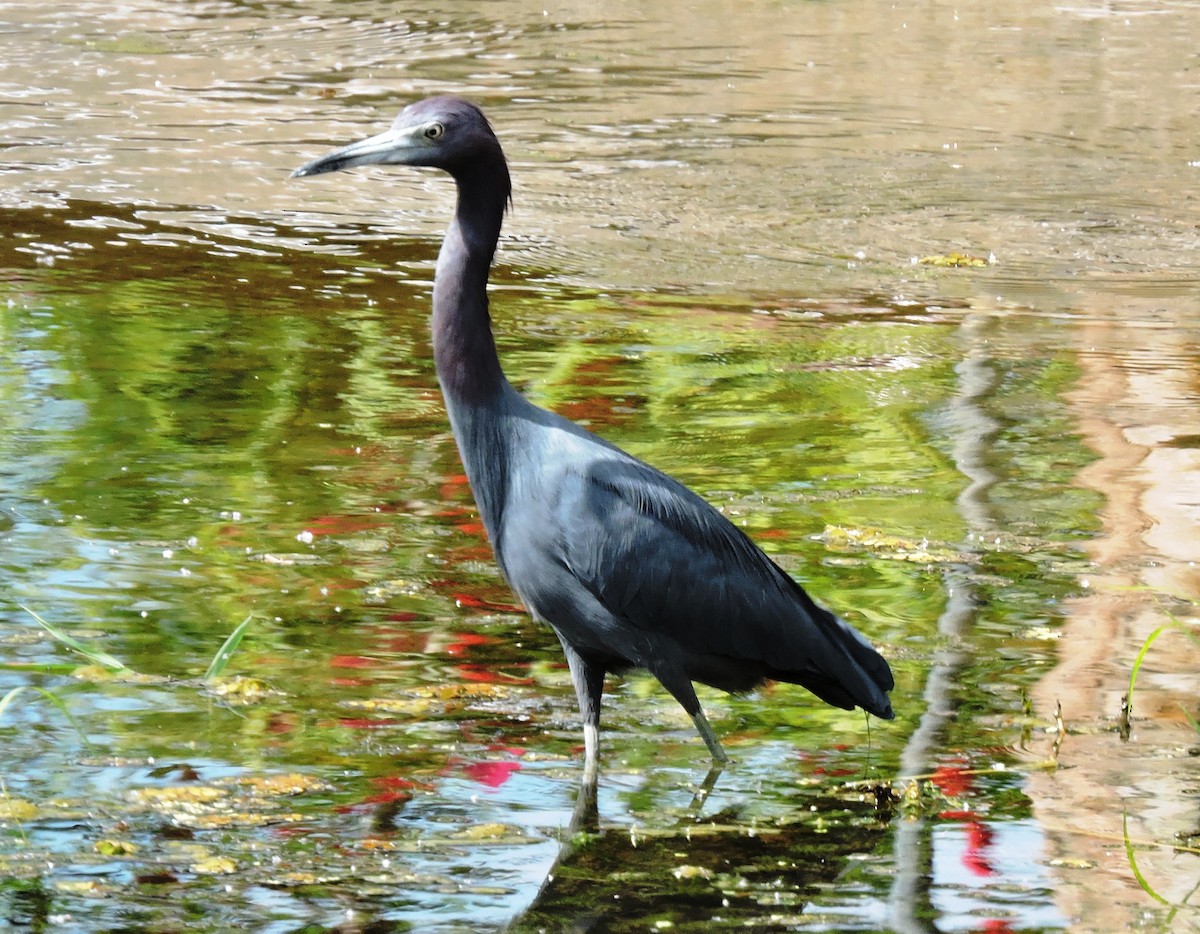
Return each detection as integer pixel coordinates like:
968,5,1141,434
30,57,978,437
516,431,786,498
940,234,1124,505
431,174,508,407
432,166,514,545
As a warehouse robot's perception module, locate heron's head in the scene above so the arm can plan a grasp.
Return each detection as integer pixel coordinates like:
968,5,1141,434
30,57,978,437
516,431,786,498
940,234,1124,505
291,96,504,180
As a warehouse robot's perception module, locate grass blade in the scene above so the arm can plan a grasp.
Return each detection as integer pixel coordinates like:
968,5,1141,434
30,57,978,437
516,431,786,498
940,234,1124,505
1121,614,1200,737
0,685,93,746
0,662,80,675
1123,810,1170,905
1127,622,1193,699
20,605,130,673
0,686,29,722
205,615,253,680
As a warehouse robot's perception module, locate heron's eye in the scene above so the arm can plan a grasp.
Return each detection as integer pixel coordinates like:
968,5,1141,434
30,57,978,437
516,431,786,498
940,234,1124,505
424,123,444,140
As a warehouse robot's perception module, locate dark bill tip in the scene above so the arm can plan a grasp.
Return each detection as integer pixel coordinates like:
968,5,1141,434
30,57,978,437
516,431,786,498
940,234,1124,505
290,127,414,180
290,155,346,179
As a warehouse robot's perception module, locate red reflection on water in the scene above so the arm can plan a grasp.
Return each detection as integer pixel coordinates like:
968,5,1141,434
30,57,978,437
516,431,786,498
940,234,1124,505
931,760,973,797
334,776,434,815
447,543,496,564
265,713,298,734
462,760,522,788
445,631,498,656
962,820,997,877
439,473,470,499
387,611,421,622
932,758,999,878
271,825,312,838
812,766,860,777
353,790,412,807
433,505,475,519
454,663,533,685
938,811,997,878
486,744,526,756
301,514,385,535
556,395,618,424
330,654,376,669
315,576,368,593
372,628,427,653
449,592,524,613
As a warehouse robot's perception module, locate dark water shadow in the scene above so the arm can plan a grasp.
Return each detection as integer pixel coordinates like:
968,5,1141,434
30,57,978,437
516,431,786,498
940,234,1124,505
508,766,890,932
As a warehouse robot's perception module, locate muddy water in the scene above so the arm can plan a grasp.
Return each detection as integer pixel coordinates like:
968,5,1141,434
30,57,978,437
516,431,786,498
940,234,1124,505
2,1,1198,931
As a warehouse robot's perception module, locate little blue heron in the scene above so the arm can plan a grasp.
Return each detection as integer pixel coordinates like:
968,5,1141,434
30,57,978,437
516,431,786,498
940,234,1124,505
293,96,895,780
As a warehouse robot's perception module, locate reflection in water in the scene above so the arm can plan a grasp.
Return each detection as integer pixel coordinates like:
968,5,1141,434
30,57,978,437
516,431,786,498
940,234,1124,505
890,313,1009,932
514,772,891,933
1,0,1198,931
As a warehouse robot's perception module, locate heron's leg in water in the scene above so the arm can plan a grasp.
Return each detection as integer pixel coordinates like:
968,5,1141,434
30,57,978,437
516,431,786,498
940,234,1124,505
690,708,729,764
582,722,600,783
686,762,726,819
652,663,729,763
556,636,607,783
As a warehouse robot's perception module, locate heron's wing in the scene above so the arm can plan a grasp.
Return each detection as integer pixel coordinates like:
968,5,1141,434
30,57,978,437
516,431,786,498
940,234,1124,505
558,454,893,705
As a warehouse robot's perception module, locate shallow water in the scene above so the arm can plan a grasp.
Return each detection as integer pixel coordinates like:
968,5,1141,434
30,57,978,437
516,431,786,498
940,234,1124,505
2,1,1198,931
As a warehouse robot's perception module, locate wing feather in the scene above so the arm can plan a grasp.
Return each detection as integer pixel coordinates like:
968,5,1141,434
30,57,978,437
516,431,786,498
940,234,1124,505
554,453,892,713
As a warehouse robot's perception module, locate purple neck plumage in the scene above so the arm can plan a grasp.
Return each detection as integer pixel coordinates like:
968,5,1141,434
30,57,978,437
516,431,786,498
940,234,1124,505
431,155,511,407
430,152,515,551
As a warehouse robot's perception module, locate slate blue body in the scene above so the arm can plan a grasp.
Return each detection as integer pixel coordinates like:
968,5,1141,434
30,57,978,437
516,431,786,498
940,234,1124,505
293,96,895,775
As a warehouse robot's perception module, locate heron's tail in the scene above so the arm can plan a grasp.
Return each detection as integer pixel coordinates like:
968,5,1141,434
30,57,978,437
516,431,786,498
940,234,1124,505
774,605,895,719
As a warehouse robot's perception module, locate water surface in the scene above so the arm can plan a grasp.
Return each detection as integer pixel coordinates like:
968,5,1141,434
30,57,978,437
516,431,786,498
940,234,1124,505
2,1,1198,930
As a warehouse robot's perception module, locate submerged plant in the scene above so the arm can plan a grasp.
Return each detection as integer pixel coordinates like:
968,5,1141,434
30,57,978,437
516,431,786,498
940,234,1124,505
0,685,78,728
14,605,255,682
1118,611,1200,741
19,605,130,674
1123,809,1200,927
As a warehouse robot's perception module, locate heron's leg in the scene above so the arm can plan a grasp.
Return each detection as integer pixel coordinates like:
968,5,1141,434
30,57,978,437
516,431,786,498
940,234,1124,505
690,709,729,764
653,666,729,764
581,722,600,784
556,637,607,783
568,766,599,834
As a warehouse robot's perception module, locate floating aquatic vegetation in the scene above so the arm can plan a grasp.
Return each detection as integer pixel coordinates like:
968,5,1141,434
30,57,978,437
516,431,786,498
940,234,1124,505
917,252,992,268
